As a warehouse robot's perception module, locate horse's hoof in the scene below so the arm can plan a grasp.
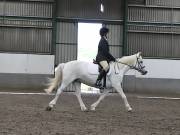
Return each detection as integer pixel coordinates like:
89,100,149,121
90,106,96,111
90,109,95,111
127,108,132,112
81,107,88,112
46,106,52,111
44,89,51,94
82,109,89,112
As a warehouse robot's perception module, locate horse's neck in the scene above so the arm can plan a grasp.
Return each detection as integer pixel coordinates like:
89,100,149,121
112,55,136,74
119,55,136,65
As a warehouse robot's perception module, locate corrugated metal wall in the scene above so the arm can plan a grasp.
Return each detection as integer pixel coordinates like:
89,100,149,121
55,21,78,65
127,0,180,58
104,24,123,58
1,0,180,58
128,6,172,23
3,1,52,17
127,32,173,57
1,27,52,53
146,0,180,7
0,0,53,54
56,0,124,20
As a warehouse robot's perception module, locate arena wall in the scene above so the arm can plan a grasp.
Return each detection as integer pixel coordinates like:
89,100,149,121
0,54,180,95
123,59,180,94
0,53,54,90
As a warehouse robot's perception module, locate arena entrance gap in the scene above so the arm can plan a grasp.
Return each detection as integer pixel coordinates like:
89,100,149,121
78,22,102,93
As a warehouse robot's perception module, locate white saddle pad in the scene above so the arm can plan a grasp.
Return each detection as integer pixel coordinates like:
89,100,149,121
87,63,111,75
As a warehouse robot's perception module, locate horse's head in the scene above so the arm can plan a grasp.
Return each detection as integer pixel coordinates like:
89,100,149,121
134,52,148,75
116,52,148,75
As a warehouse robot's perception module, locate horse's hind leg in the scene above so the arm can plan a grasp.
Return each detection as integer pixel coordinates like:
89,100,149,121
74,82,87,111
46,83,66,111
90,89,109,111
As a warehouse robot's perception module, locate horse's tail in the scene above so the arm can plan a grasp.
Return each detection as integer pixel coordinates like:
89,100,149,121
44,63,65,94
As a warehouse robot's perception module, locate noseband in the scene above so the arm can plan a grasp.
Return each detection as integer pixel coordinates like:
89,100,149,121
131,57,145,72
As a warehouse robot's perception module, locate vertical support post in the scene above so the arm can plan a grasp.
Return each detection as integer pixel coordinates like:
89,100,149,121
51,0,57,56
122,0,128,56
2,0,5,43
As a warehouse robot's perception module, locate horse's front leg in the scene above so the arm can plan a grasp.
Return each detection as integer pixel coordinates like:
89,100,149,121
112,83,132,112
74,82,87,111
90,89,109,111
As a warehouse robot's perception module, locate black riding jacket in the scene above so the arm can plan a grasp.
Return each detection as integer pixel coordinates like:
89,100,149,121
96,36,116,63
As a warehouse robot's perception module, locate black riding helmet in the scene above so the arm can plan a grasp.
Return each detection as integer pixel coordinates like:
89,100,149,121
100,27,109,36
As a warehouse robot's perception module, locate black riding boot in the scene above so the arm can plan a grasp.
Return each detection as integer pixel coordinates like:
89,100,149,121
95,70,106,88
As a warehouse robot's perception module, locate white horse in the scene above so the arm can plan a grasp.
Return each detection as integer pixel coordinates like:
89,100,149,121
45,52,147,112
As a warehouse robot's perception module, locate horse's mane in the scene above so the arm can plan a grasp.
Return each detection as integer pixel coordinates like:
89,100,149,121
117,54,137,65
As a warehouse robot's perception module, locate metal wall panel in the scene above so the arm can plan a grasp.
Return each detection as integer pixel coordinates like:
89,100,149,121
146,0,172,6
0,0,53,54
173,9,180,23
0,1,4,15
127,1,180,58
128,25,172,33
57,0,98,19
4,1,52,17
128,6,180,24
56,22,77,44
103,0,124,20
172,26,180,33
57,0,124,20
2,19,52,27
172,34,180,57
146,0,180,7
106,24,123,45
127,32,172,57
55,44,77,64
0,27,52,53
55,22,78,64
105,24,123,58
128,0,145,5
21,0,54,2
128,6,172,23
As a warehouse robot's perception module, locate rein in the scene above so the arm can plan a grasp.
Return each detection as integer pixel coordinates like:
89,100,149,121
114,56,143,74
116,61,134,69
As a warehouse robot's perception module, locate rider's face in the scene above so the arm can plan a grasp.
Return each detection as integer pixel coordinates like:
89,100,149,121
104,33,108,38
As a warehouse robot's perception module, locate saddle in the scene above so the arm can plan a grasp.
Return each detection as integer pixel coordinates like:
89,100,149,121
93,59,107,88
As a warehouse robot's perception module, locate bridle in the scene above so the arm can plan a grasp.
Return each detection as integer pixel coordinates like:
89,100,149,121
115,56,147,75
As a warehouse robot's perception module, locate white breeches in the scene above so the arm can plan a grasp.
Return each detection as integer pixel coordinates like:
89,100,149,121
99,61,109,72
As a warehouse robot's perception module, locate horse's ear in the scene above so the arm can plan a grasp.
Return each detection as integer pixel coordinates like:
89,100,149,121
137,52,142,57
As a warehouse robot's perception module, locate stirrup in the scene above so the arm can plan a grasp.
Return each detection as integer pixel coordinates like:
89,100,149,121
95,80,102,87
96,85,105,89
99,86,105,89
95,82,106,89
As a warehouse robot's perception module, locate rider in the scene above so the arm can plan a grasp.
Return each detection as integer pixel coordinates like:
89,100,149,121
95,27,116,88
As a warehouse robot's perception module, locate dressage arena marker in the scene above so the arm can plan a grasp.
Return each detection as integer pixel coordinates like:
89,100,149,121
137,96,180,100
0,92,54,95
